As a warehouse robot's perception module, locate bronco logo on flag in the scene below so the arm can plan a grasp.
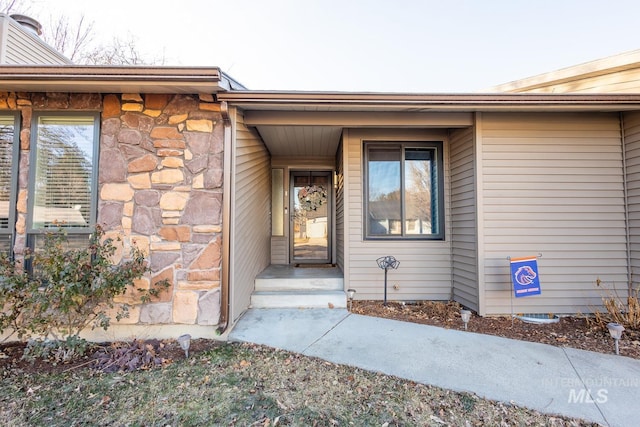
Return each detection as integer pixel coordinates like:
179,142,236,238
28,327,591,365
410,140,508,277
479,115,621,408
510,256,541,298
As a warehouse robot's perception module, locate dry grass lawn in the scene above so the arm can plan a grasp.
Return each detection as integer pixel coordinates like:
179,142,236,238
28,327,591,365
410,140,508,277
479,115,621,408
0,341,599,426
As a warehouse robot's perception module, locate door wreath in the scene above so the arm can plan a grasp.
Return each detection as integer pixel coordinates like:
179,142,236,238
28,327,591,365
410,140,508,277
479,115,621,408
297,185,327,211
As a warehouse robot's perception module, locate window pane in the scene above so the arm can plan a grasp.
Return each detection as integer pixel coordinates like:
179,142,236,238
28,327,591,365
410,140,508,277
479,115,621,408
32,116,96,229
405,148,434,235
29,233,92,275
365,142,443,240
0,116,15,231
271,169,284,236
32,233,91,251
368,147,401,236
0,234,11,253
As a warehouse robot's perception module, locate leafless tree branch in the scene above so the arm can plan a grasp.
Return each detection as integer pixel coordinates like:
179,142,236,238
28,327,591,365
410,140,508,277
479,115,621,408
2,0,158,65
0,0,21,14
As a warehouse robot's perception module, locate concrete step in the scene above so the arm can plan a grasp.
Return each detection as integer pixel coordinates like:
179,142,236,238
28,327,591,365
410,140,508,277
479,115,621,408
255,276,343,292
250,290,347,309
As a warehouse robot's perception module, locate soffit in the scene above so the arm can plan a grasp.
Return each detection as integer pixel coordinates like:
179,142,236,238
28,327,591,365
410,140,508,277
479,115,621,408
250,111,472,157
257,126,343,157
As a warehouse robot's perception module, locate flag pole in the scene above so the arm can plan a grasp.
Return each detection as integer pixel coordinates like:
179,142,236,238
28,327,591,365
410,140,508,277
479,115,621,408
508,256,514,327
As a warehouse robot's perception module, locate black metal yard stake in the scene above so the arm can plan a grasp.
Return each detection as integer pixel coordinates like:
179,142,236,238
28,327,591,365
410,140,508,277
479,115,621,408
376,255,400,306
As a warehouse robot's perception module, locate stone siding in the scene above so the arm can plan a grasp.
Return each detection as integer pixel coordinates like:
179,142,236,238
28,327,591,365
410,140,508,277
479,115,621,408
1,92,223,329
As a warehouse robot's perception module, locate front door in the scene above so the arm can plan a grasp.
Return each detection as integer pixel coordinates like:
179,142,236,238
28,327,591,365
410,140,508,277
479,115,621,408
291,171,331,264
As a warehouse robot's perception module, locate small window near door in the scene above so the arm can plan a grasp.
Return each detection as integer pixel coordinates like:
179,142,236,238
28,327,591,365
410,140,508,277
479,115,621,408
364,141,444,240
271,168,284,236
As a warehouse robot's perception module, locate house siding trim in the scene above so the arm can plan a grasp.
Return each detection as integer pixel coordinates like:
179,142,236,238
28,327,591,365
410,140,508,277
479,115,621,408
623,111,640,294
342,129,351,284
474,113,487,315
620,113,632,294
336,136,345,272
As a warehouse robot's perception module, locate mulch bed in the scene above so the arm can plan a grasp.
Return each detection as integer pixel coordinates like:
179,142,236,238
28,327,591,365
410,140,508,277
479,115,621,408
0,338,221,376
2,300,638,376
351,300,640,360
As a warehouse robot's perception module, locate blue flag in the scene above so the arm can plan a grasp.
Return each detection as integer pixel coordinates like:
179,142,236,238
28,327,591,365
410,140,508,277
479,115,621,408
510,256,541,298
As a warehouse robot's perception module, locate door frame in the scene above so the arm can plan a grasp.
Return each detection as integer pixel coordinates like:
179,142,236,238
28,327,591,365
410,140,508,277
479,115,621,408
290,170,333,264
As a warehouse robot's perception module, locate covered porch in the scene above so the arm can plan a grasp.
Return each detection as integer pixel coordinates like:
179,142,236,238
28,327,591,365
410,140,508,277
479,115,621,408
222,93,475,324
222,92,640,327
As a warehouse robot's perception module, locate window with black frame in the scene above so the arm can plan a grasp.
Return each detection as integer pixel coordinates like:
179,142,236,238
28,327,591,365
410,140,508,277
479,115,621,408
28,114,99,250
0,113,19,256
364,141,444,240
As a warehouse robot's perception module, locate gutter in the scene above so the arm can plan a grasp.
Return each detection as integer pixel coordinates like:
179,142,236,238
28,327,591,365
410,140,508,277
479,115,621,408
0,65,224,79
217,100,232,334
620,113,633,298
0,65,228,94
218,91,640,111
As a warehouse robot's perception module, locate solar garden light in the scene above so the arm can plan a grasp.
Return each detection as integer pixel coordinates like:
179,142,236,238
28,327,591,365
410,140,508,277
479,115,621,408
177,334,192,358
347,288,356,311
460,309,472,330
376,256,400,306
606,323,625,355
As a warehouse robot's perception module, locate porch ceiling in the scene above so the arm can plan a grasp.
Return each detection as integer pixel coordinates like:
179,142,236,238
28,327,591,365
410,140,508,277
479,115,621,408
245,111,474,157
256,125,343,157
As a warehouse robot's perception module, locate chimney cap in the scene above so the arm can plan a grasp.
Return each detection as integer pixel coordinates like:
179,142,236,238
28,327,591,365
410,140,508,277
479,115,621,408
10,14,43,36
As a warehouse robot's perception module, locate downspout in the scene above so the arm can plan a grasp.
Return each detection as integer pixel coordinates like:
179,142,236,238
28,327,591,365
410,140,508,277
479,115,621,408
475,112,486,316
447,128,455,302
217,100,232,333
620,112,632,298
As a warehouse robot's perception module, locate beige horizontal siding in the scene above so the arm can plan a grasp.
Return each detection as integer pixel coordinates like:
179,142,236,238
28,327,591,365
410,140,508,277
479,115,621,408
344,129,452,301
231,110,271,321
484,296,606,315
449,126,478,311
2,20,70,65
624,112,640,292
480,113,627,315
514,68,640,94
271,237,287,264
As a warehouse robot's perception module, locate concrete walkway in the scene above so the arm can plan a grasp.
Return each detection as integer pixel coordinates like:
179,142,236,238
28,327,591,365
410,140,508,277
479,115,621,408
228,308,640,427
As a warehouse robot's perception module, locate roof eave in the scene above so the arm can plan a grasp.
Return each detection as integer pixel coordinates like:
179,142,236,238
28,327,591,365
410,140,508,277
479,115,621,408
487,49,640,93
218,91,640,112
0,65,229,94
